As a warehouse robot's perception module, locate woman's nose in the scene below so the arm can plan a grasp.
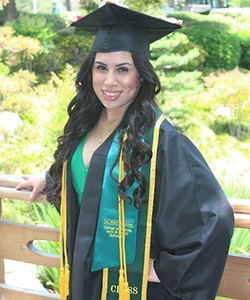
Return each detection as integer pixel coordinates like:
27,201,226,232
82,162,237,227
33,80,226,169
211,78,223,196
104,71,117,86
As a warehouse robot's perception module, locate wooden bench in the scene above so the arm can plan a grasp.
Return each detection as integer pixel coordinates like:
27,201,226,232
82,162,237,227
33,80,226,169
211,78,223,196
0,174,250,300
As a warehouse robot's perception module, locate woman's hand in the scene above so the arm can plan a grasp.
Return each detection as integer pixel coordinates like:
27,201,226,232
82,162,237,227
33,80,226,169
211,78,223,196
148,258,161,283
15,174,46,203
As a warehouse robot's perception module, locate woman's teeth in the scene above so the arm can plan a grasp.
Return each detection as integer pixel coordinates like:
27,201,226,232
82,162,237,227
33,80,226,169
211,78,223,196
104,91,120,96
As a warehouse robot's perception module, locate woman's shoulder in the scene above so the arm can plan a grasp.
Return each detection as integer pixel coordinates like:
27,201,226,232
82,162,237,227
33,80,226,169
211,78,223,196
158,115,184,144
157,115,209,167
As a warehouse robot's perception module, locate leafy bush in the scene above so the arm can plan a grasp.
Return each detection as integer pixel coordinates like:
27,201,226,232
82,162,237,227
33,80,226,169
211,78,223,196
211,118,250,141
0,10,3,25
203,67,250,140
221,177,250,258
10,14,57,42
150,32,207,72
0,26,40,71
170,10,250,70
33,203,60,293
54,32,94,66
0,64,75,174
229,0,250,7
182,26,241,70
150,32,206,132
0,69,37,97
0,9,66,30
9,14,60,73
210,8,250,17
209,9,250,69
36,13,66,31
0,62,10,75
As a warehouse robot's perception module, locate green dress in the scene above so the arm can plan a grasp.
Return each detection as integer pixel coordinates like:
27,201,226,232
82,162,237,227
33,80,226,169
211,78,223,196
71,134,89,206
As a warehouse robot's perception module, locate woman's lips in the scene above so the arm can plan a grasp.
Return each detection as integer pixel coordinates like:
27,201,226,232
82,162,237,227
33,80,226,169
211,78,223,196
102,90,122,101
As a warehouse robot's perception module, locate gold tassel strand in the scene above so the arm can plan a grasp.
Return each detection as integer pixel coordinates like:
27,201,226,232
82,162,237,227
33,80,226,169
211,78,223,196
60,161,70,299
118,133,130,300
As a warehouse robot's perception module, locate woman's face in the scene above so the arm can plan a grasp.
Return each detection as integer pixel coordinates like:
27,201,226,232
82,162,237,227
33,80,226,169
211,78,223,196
92,51,140,111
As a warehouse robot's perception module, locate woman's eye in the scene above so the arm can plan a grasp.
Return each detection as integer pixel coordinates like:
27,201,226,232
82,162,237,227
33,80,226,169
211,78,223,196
118,67,129,72
97,65,107,71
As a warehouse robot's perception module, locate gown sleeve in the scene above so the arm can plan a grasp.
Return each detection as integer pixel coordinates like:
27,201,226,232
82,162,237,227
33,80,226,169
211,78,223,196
153,128,234,300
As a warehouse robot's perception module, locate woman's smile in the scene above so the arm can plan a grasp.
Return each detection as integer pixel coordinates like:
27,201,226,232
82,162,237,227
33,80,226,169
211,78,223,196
102,90,123,101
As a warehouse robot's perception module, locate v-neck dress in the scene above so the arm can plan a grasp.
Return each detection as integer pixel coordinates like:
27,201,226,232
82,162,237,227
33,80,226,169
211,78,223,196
71,134,90,207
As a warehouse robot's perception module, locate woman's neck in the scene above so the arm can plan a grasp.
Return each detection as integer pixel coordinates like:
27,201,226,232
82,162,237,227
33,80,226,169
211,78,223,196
101,105,129,125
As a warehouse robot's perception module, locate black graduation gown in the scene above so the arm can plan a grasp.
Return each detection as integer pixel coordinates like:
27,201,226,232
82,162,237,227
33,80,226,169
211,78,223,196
47,118,234,300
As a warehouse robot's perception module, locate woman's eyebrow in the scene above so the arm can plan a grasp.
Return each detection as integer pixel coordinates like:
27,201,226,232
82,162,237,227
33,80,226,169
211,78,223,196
116,62,133,67
94,61,133,67
94,61,108,66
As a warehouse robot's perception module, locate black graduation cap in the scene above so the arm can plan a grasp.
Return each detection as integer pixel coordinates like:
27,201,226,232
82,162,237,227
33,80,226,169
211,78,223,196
70,2,181,57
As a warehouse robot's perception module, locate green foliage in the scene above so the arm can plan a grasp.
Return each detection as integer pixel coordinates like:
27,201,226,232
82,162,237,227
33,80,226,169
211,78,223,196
54,32,94,66
182,25,241,70
170,10,250,70
80,0,98,13
0,26,40,71
126,1,164,14
0,61,10,75
32,203,60,293
165,0,194,11
150,32,206,133
216,298,235,300
0,10,3,25
209,9,250,69
229,0,250,7
211,118,250,140
151,33,207,72
2,199,38,224
221,177,250,258
0,65,75,174
33,13,66,31
210,8,250,17
8,13,61,73
202,68,250,140
222,175,250,199
0,69,37,97
10,13,57,42
169,11,205,24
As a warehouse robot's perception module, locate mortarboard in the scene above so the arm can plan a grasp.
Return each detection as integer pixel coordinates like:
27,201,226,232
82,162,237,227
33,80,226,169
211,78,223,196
70,2,182,57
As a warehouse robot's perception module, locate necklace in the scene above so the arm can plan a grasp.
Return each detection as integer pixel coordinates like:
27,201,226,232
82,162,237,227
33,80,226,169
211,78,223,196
97,124,118,144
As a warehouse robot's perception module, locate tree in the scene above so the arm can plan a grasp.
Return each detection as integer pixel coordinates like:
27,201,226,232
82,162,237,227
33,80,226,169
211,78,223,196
65,0,72,10
1,0,18,23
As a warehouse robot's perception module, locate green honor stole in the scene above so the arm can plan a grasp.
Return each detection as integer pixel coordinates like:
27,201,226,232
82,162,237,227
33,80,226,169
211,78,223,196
94,113,165,300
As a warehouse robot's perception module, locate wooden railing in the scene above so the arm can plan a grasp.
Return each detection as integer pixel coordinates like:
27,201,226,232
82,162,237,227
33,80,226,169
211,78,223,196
0,174,250,300
0,175,61,300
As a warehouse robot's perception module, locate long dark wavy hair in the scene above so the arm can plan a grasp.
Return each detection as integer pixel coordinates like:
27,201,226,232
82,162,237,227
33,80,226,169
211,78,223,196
46,51,161,209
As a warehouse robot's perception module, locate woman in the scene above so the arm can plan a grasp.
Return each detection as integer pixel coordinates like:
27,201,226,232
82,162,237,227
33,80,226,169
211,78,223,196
16,3,234,300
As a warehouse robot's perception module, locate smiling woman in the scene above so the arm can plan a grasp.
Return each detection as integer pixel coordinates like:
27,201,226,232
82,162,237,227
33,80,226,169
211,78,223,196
15,2,234,300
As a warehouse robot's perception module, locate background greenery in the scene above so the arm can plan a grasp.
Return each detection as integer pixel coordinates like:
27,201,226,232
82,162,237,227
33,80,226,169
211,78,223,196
0,0,250,298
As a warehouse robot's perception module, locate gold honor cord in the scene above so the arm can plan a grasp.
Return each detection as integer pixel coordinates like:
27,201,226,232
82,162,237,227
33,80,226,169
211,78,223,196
101,268,109,300
60,161,70,299
118,132,130,300
141,114,165,300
